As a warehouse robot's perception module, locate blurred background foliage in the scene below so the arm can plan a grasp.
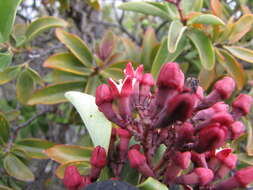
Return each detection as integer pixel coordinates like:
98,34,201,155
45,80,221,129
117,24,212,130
1,0,253,189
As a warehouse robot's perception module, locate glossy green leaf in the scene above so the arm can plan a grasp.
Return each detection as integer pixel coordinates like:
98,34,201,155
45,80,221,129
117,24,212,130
0,50,13,70
187,29,215,70
198,67,216,90
65,92,112,151
25,16,68,43
181,0,203,14
15,138,55,159
45,144,92,164
228,14,253,43
118,2,171,20
0,113,10,145
121,37,140,63
55,29,93,67
27,67,44,86
0,0,22,43
85,75,101,95
167,20,187,53
47,70,86,83
11,24,27,47
137,177,168,190
151,38,186,80
3,154,35,182
224,46,253,64
188,14,225,25
216,49,245,90
246,119,253,156
44,53,92,76
28,81,85,105
16,69,36,104
0,66,21,85
140,27,158,68
237,153,253,166
100,67,123,81
56,161,90,179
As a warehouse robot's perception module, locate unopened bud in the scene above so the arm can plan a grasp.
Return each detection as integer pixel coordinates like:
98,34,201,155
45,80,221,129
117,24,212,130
63,165,82,189
90,146,107,169
214,76,235,99
232,94,252,116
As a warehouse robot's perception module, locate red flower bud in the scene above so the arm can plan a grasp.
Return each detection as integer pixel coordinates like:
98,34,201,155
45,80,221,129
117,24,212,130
77,176,91,190
230,121,245,139
63,165,82,189
176,123,195,143
95,84,113,106
211,112,234,126
118,128,132,161
173,151,191,169
124,62,143,81
141,73,155,86
175,168,213,186
232,94,252,115
128,149,155,177
195,124,227,153
214,167,253,190
90,146,107,169
214,76,235,99
157,62,185,91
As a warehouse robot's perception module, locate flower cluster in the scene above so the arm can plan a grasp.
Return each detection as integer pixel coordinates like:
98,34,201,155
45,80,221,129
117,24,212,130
64,62,253,190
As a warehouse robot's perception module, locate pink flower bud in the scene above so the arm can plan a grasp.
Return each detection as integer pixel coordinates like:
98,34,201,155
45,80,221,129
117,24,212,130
211,112,234,126
175,168,213,186
118,128,132,161
63,165,82,189
195,124,227,153
95,84,113,106
157,62,185,91
176,123,195,143
124,62,143,81
173,151,191,169
90,146,107,169
128,149,155,177
214,76,235,99
130,144,141,151
230,121,245,139
232,94,252,115
191,152,208,168
141,73,155,86
214,167,253,190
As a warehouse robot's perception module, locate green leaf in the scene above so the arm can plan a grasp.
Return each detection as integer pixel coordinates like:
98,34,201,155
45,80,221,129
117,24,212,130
0,49,13,70
118,2,171,20
140,27,158,68
151,38,186,80
55,29,93,67
181,0,203,14
56,161,90,179
188,14,225,25
16,69,36,105
237,153,253,166
228,14,253,43
11,24,27,47
65,92,112,152
167,20,187,53
3,154,35,182
216,49,245,90
28,81,85,105
15,138,55,159
25,16,68,43
198,67,216,90
44,52,92,76
0,66,21,85
0,0,22,43
85,75,101,95
246,119,253,156
137,177,168,190
26,67,44,86
187,29,215,70
224,46,253,64
100,67,123,81
0,113,10,145
47,70,86,83
45,144,92,164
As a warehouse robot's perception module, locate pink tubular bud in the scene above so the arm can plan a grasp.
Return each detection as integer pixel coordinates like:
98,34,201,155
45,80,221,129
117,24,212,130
128,149,155,177
95,84,113,106
173,151,191,169
195,124,227,153
214,167,253,190
230,121,245,139
90,146,107,169
214,76,235,99
191,152,208,168
118,128,132,161
175,168,213,186
232,94,252,115
176,123,195,144
211,112,234,126
63,165,82,189
157,62,185,91
141,73,155,86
